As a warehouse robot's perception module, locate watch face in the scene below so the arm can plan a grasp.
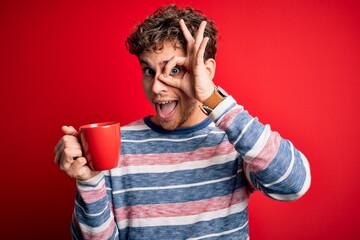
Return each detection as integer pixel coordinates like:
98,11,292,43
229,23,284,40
217,86,229,97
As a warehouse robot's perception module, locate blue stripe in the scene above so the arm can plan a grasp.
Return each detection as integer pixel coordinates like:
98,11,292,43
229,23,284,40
75,192,111,227
106,159,241,191
71,215,83,240
75,205,111,228
235,118,264,155
250,141,307,195
121,133,227,155
119,209,249,240
121,127,217,141
112,178,245,207
261,150,307,195
253,139,292,184
225,110,253,141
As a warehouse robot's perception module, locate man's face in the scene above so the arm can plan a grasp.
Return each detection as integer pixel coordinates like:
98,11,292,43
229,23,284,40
140,41,206,130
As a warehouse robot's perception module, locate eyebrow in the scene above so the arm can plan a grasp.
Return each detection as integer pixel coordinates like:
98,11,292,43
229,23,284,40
140,59,149,65
139,58,171,67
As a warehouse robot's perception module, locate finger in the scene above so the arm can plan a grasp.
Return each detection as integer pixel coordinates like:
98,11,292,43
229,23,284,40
158,74,182,90
55,141,83,165
163,56,186,78
69,157,87,173
68,157,93,180
195,21,207,50
179,19,194,42
196,37,209,64
54,134,80,155
63,146,82,163
61,147,83,166
54,125,78,155
61,125,78,135
54,144,64,165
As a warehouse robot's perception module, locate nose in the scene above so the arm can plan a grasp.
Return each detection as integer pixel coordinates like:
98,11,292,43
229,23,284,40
152,73,168,94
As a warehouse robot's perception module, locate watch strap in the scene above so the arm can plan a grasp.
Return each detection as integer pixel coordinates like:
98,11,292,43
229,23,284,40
203,91,224,110
200,87,226,115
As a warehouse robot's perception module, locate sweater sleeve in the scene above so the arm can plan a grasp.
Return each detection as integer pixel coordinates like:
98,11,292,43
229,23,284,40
71,172,119,239
209,96,311,201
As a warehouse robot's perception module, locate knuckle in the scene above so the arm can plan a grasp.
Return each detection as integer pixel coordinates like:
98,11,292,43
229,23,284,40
69,170,82,179
77,157,87,164
62,135,78,142
68,172,76,179
63,166,78,179
61,135,69,142
63,148,72,156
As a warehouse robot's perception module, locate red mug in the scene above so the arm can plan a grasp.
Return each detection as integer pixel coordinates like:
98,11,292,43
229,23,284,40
78,121,120,171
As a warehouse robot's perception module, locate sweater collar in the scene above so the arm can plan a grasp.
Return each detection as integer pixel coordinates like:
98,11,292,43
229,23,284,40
143,116,212,134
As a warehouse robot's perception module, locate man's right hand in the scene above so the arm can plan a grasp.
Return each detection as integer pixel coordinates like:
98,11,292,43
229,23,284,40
54,126,100,181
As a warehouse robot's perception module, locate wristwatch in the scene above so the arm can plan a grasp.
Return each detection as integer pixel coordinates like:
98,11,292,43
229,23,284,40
200,86,228,115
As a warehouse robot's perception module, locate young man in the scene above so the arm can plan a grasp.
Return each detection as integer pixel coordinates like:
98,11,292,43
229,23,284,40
54,5,311,239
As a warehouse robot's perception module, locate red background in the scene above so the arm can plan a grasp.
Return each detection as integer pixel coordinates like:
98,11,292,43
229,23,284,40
1,0,359,239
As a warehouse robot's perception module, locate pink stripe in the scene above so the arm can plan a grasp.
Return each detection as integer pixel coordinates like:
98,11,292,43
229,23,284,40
78,181,107,203
249,131,281,173
218,107,244,131
82,220,115,239
114,188,248,220
120,141,235,167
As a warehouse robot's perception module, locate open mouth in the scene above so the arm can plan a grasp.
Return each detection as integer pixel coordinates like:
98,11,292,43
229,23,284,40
156,100,178,118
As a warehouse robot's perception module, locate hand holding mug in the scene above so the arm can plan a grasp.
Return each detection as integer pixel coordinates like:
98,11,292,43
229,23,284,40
54,122,120,181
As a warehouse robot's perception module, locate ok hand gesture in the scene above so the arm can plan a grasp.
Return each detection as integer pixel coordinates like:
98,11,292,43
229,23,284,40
159,19,216,103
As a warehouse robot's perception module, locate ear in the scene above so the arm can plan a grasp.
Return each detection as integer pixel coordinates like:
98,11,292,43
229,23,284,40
204,58,216,80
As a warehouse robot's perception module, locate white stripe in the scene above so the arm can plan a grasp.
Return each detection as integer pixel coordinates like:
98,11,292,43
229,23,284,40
75,200,109,217
214,104,244,126
122,131,225,143
213,102,244,127
121,124,149,131
117,199,248,229
106,151,239,176
77,172,105,191
243,124,271,163
209,130,225,134
210,96,241,123
78,213,113,233
186,220,248,240
208,122,216,127
262,141,295,188
233,118,255,147
111,169,243,194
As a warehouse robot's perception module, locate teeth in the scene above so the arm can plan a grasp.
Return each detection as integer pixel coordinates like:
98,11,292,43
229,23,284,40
159,101,172,104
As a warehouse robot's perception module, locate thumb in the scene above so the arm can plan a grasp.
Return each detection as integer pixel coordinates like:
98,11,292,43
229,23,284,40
158,74,182,90
61,125,78,135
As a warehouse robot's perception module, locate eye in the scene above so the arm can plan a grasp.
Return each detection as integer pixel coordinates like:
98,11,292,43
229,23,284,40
143,68,155,76
170,67,182,76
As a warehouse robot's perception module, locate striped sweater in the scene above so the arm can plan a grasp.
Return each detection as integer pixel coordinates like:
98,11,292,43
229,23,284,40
71,96,311,239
